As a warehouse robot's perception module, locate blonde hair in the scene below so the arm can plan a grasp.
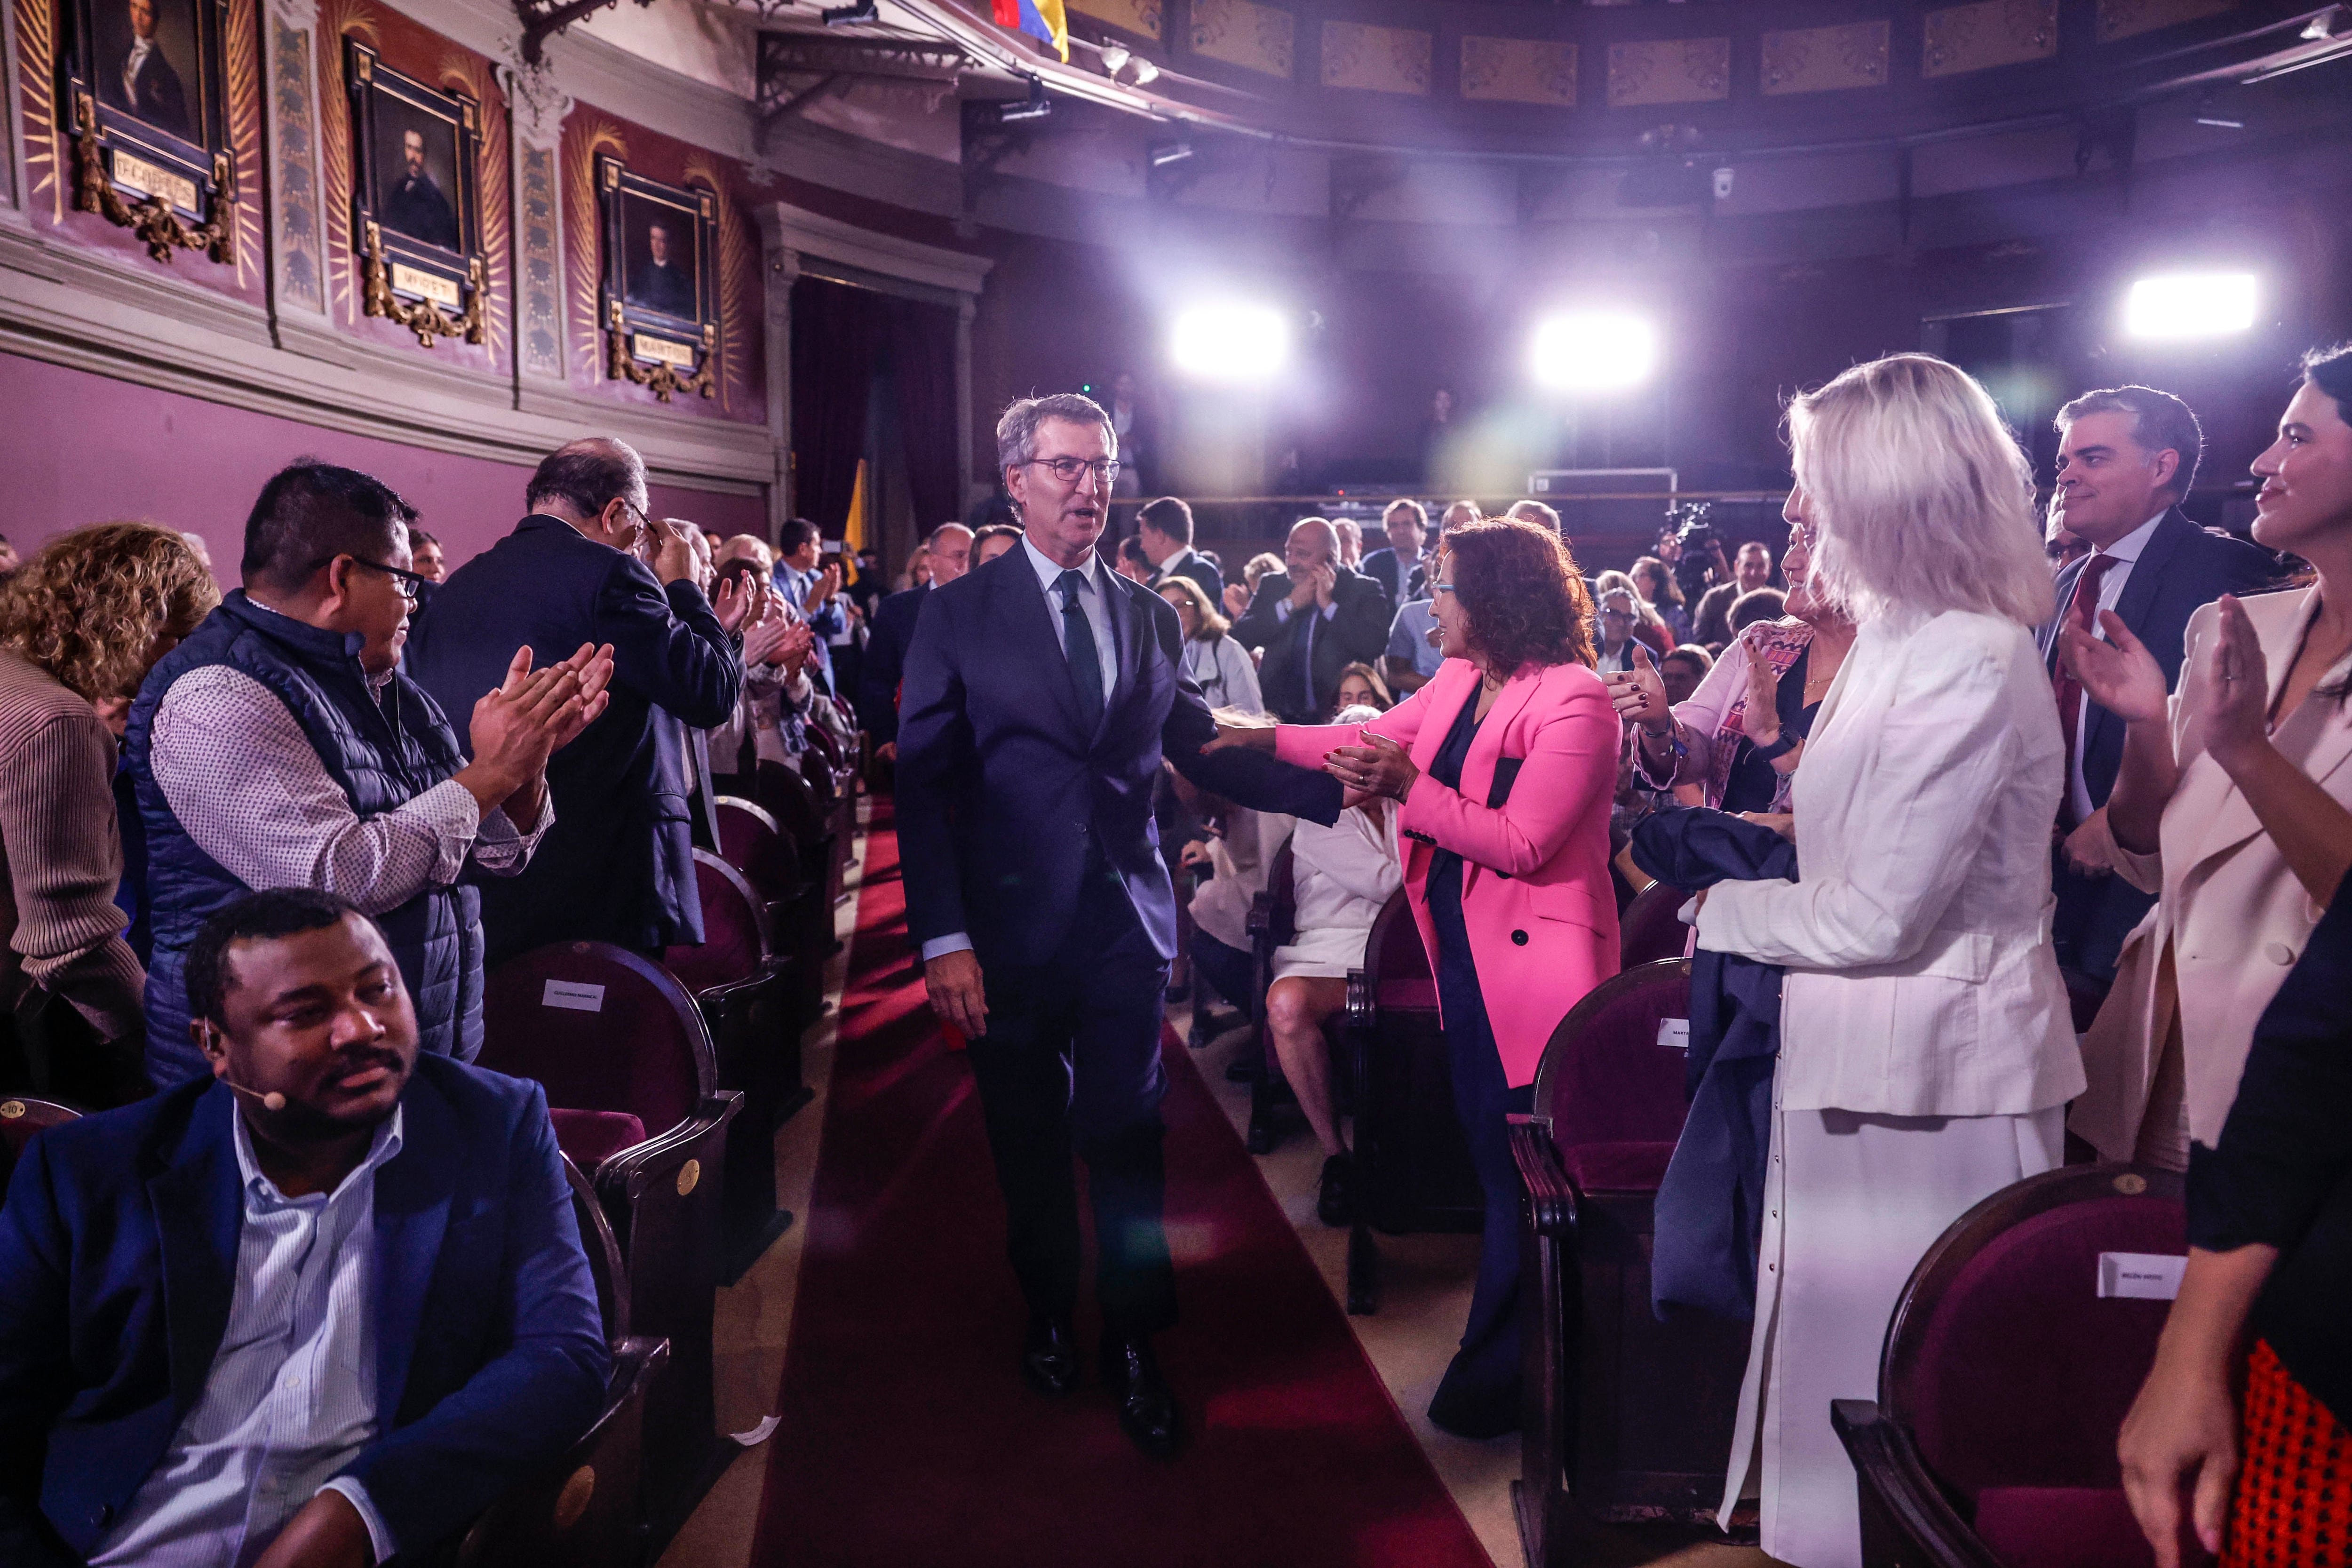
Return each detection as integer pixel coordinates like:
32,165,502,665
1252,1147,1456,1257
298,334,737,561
0,522,219,700
1787,354,2051,628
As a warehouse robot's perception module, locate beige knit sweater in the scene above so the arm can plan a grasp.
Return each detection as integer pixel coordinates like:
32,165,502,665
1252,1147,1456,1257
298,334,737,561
0,647,145,1041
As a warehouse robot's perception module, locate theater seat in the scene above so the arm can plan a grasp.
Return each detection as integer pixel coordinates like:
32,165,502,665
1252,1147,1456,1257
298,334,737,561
449,1154,667,1568
1337,889,1483,1314
549,1108,650,1172
1511,957,1752,1561
668,849,806,1279
480,942,745,1530
714,795,830,1030
1244,836,1299,1157
0,1096,79,1197
1618,879,1691,969
1832,1164,2186,1568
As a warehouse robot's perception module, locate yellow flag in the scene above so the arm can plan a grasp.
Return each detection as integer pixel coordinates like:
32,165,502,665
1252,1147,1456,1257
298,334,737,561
842,458,868,585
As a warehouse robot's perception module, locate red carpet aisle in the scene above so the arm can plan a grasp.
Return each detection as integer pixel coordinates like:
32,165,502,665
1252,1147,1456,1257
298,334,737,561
748,805,1492,1568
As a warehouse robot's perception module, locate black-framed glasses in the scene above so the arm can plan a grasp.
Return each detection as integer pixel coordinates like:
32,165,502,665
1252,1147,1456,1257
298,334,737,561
346,557,433,603
1025,456,1121,486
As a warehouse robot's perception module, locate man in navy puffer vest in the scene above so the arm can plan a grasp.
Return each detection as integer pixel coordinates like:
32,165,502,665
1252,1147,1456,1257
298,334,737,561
126,462,612,1087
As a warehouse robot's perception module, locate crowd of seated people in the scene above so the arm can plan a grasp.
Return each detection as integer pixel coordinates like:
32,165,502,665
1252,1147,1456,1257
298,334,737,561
3,339,2351,1568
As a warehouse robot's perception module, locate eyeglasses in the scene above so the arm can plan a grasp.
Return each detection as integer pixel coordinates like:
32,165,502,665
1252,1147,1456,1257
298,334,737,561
1024,456,1121,486
346,557,433,603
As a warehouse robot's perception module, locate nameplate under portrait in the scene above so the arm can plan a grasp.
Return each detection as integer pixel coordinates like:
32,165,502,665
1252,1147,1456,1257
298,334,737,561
346,40,487,349
596,155,719,404
57,0,236,263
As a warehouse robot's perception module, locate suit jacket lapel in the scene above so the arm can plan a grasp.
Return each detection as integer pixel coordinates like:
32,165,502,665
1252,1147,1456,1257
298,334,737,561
2082,509,2196,787
373,1076,454,1422
1461,667,1541,809
2042,555,2090,670
1102,570,1143,724
149,1086,242,1418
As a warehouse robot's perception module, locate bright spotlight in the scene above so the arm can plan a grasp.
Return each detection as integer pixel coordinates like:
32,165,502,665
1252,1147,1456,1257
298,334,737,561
1170,304,1289,383
2124,273,2257,340
1529,311,1658,392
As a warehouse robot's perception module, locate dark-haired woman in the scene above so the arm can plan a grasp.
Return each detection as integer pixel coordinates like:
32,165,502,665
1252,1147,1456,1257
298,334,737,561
0,523,216,1104
1216,515,1621,1435
2069,344,2352,1177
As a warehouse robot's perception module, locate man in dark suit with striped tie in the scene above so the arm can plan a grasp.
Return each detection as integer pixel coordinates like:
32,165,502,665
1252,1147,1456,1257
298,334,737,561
896,394,1337,1459
2040,386,2274,990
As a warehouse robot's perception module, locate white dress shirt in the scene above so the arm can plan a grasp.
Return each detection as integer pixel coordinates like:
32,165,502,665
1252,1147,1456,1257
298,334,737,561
2065,508,2164,823
919,539,1124,963
121,37,152,103
149,664,550,918
91,1110,405,1568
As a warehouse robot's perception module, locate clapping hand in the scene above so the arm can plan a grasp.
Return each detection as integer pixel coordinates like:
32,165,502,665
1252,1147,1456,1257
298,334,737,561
544,642,615,752
711,572,751,634
2190,596,2272,770
2060,609,2169,724
1605,644,1671,732
774,619,817,678
742,613,794,669
1310,561,1338,611
1223,582,1252,620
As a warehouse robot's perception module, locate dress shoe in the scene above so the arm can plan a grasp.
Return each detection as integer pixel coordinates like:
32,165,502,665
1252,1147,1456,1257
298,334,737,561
1020,1313,1079,1396
1316,1152,1357,1228
1099,1334,1184,1458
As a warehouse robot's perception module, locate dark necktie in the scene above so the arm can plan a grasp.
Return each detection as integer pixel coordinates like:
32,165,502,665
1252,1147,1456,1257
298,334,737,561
1297,603,1319,716
2053,551,2122,810
1055,569,1104,733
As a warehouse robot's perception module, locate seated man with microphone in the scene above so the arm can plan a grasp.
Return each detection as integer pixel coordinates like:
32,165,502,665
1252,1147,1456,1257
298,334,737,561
0,889,610,1568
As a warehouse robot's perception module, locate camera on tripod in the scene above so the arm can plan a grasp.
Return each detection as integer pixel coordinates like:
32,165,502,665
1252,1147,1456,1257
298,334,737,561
1666,500,1718,603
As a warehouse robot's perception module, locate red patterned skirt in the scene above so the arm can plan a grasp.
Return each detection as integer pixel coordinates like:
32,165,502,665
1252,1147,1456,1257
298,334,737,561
2227,1340,2352,1567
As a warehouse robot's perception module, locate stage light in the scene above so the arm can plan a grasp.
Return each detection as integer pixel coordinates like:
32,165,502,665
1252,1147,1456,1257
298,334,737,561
1099,42,1131,73
1170,303,1289,383
1528,311,1658,391
997,77,1052,122
1131,57,1160,83
819,1,876,24
1149,141,1194,168
2123,273,2257,340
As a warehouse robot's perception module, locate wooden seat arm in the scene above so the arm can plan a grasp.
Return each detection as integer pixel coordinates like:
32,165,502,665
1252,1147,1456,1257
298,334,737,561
1831,1400,2006,1568
1509,1113,1579,1240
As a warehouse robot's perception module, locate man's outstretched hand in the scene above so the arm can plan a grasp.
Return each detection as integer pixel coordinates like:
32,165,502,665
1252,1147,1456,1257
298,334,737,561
923,949,988,1038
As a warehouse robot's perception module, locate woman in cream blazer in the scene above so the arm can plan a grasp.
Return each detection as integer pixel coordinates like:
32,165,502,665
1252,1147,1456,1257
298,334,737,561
2067,354,2352,1171
1692,357,2083,1568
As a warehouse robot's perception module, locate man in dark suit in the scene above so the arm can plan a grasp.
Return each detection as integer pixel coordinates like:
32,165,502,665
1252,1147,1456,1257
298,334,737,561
1232,516,1396,723
1135,496,1221,605
101,0,189,138
629,219,696,318
1357,497,1430,608
2041,385,2276,987
0,889,608,1568
379,129,459,251
899,394,1338,1458
858,520,969,762
408,438,745,964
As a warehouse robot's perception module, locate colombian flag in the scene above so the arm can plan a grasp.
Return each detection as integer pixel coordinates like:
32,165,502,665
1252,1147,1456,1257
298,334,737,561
991,0,1068,61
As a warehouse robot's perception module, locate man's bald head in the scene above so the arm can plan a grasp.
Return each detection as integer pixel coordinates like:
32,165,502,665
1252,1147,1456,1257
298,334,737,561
927,523,975,584
527,438,648,523
1284,517,1337,576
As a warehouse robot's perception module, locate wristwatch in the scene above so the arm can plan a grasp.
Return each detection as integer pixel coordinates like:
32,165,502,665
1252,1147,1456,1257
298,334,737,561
1753,731,1800,762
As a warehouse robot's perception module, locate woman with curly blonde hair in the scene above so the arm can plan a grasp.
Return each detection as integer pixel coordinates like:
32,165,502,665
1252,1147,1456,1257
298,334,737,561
0,522,215,1105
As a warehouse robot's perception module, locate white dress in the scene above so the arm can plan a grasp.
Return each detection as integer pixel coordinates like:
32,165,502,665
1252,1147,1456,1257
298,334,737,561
1269,803,1401,981
1693,608,2083,1568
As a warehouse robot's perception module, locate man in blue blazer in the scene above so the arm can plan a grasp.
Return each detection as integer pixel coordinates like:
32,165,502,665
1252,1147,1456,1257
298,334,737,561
2040,387,2277,987
407,438,746,964
0,889,608,1568
898,394,1339,1459
857,520,970,759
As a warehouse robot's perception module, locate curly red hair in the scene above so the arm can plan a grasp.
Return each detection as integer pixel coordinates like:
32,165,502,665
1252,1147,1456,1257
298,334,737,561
1443,517,1596,674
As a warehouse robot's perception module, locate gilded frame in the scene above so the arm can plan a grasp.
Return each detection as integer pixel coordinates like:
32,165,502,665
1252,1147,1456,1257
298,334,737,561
58,0,235,261
596,153,717,403
345,40,485,348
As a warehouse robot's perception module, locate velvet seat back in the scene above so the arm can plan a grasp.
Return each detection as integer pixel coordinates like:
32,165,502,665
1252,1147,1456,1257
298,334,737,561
666,852,767,992
714,797,802,902
1364,890,1435,1011
1532,960,1692,1154
1891,1170,2186,1505
1619,881,1690,969
481,943,711,1138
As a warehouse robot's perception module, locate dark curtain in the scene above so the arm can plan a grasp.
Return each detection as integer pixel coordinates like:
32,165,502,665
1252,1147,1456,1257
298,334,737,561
790,277,886,534
886,297,961,532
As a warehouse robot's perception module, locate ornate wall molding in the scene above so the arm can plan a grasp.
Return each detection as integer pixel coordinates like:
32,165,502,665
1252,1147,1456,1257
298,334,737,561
263,0,328,317
760,199,991,297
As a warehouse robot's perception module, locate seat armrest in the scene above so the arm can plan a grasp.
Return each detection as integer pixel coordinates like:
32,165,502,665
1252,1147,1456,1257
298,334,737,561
1831,1400,2006,1568
1345,967,1372,1029
1246,891,1272,942
1509,1114,1578,1239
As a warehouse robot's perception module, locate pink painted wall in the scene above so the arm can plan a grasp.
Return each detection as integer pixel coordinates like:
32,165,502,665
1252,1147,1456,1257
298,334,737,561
0,355,769,576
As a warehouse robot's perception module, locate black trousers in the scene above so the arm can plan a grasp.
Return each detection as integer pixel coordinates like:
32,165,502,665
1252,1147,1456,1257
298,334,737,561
965,866,1177,1335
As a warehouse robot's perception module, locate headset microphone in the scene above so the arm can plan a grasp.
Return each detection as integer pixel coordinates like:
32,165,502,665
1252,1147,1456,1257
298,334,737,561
197,1022,286,1111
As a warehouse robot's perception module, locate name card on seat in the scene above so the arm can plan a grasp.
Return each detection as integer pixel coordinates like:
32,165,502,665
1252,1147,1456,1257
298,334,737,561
544,979,607,1012
1658,1018,1690,1051
2097,1252,2186,1300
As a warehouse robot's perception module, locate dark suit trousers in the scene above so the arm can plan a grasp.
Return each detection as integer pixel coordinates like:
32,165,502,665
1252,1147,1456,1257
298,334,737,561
2052,851,2157,988
964,855,1176,1334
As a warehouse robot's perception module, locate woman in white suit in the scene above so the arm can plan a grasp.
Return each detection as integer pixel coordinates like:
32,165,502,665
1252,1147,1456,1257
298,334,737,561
2066,346,2352,1175
1692,355,2084,1568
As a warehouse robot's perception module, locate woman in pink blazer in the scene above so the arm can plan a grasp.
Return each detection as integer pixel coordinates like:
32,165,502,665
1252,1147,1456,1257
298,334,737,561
1218,515,1621,1437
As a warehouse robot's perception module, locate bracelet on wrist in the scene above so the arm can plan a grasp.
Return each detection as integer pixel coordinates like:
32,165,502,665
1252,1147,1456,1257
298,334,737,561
1752,731,1799,762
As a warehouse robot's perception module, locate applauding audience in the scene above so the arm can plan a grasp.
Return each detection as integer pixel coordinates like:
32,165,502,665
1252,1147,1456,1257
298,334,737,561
1234,519,1393,724
0,890,609,1568
129,463,609,1088
0,523,214,1106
